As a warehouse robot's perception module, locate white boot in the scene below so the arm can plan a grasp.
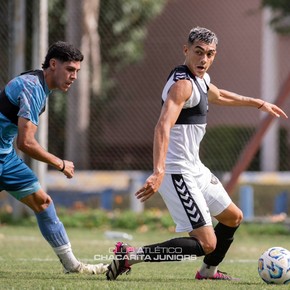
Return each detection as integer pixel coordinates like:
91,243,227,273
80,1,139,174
64,262,108,274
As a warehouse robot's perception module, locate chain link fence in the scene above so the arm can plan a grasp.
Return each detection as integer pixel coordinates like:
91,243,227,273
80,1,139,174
1,0,290,175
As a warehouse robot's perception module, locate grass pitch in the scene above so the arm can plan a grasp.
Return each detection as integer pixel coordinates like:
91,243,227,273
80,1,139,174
0,224,290,289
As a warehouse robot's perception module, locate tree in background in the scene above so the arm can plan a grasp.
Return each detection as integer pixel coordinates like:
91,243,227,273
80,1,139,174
99,0,165,72
262,0,290,34
46,0,166,169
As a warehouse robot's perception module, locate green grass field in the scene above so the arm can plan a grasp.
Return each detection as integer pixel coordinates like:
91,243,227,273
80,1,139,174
1,224,290,289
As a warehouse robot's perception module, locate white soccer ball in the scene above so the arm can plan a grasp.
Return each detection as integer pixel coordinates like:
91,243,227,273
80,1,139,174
258,247,290,284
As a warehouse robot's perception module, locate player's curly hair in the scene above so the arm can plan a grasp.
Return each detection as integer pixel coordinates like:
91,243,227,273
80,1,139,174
188,27,218,46
42,41,84,69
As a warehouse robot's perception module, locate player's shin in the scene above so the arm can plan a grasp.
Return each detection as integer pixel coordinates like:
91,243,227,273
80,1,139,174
140,237,205,262
200,223,239,276
35,202,80,271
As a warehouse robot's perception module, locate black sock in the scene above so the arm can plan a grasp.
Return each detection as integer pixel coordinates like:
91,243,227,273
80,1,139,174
142,237,205,262
203,223,239,266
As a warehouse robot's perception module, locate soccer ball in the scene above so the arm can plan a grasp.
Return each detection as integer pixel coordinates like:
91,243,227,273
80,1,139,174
258,247,290,284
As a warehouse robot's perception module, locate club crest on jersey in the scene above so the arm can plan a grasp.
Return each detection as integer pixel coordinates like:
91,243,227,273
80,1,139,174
210,174,219,184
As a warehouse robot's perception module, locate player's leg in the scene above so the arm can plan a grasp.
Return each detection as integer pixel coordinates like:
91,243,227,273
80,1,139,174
106,232,209,280
19,191,107,274
21,190,80,271
106,173,214,280
196,174,243,280
138,173,217,259
2,151,107,274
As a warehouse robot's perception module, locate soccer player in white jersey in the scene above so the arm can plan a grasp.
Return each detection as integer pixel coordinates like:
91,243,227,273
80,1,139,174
106,27,288,281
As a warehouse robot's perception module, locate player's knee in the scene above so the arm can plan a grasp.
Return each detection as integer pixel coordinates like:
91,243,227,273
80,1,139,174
237,208,243,224
201,238,217,255
202,243,216,255
29,192,52,213
21,190,52,213
37,199,52,212
229,208,243,227
221,208,243,227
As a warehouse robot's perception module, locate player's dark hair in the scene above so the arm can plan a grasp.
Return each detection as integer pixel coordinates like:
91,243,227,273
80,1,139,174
42,41,84,69
188,27,218,46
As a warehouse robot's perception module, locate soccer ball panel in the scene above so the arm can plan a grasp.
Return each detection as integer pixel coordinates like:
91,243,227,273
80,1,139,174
258,247,290,284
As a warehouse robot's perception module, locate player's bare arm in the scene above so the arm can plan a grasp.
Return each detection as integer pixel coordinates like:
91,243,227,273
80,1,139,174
17,117,75,178
135,80,192,202
208,83,288,119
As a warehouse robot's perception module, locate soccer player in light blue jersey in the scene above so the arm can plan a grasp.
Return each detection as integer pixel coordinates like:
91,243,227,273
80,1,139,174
0,41,107,275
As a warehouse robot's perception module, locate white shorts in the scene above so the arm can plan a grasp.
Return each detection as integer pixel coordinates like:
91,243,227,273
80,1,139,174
158,173,232,232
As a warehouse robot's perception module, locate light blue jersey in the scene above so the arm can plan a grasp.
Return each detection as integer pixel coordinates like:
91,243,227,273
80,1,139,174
0,71,51,157
0,71,51,199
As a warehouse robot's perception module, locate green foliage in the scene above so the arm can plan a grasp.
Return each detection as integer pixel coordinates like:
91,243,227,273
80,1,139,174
0,207,175,231
110,210,140,229
99,0,166,69
47,0,66,43
201,125,289,172
2,207,290,237
239,222,290,236
261,0,290,34
201,126,256,171
57,208,110,228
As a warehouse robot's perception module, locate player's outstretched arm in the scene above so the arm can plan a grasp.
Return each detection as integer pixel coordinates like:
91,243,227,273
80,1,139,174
208,84,288,119
257,101,288,119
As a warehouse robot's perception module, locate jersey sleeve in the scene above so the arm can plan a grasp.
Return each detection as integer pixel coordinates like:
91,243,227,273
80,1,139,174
172,65,191,82
18,85,44,126
6,76,45,126
203,73,211,87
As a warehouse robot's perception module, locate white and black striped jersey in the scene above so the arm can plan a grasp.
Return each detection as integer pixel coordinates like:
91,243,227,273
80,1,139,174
161,65,212,181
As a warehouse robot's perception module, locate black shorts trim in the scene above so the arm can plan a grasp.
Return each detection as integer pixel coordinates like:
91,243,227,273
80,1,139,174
171,174,206,229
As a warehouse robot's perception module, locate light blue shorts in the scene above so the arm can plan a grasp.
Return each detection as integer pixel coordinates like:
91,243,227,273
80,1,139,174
0,149,41,200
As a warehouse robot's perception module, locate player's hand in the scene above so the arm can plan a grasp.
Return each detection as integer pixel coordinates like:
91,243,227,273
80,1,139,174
260,102,288,119
135,172,164,202
61,160,75,179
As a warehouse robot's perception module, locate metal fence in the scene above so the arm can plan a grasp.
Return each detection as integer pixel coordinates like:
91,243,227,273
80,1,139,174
1,0,290,174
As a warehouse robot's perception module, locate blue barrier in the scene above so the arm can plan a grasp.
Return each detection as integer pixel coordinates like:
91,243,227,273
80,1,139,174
274,191,288,214
100,188,114,210
239,185,254,221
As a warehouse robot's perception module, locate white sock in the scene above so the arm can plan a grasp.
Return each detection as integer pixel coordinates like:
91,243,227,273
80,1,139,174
199,262,217,277
53,243,80,271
